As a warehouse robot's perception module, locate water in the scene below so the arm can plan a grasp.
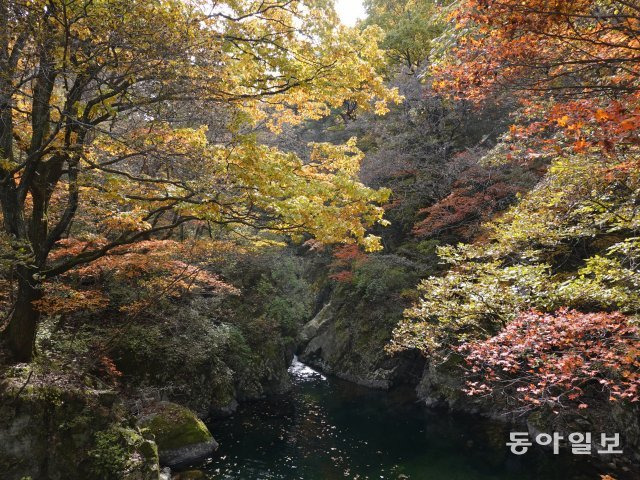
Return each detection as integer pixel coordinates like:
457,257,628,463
189,358,620,480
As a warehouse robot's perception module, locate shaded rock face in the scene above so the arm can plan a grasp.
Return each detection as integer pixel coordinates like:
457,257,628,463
138,402,218,468
526,403,640,469
298,301,425,390
109,299,296,421
0,373,159,480
297,252,426,390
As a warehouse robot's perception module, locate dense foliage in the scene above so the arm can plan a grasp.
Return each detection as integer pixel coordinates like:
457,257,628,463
392,0,640,413
460,309,640,411
363,0,454,71
0,0,401,361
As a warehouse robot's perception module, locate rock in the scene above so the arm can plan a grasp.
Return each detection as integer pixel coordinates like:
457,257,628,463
416,354,474,410
0,374,160,480
89,427,161,480
299,296,425,391
159,467,172,480
138,402,218,468
210,398,238,418
298,302,334,346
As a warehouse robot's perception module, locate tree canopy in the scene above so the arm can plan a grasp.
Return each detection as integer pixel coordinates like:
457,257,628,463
392,0,640,413
0,0,400,361
364,0,453,71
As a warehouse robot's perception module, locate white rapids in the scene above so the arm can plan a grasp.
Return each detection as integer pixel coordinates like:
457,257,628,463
288,355,327,381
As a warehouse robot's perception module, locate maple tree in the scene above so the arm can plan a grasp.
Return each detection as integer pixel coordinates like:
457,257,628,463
388,0,640,417
412,150,541,241
0,0,400,362
459,309,640,411
328,244,368,283
38,238,239,319
391,150,640,347
432,0,640,160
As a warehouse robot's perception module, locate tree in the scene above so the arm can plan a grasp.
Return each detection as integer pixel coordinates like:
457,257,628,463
411,150,540,241
364,0,453,71
391,151,640,355
459,309,640,411
0,0,400,362
433,0,640,160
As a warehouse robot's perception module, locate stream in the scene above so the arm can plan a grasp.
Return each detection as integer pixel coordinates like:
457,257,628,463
189,358,614,479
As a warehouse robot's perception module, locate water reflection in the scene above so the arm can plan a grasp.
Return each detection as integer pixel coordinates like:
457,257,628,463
190,359,617,480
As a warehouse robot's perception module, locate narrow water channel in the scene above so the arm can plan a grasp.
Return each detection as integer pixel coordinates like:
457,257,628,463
189,358,614,480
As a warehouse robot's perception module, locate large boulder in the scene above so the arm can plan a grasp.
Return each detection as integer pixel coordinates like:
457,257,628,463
138,402,218,468
0,368,160,480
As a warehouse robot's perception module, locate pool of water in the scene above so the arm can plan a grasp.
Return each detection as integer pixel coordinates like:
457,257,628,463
189,358,620,480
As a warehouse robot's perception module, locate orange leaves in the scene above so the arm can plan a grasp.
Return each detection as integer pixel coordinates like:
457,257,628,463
43,237,239,320
618,116,640,133
332,244,367,263
97,355,123,384
412,159,534,241
572,139,589,153
33,285,109,316
434,0,640,158
595,109,610,122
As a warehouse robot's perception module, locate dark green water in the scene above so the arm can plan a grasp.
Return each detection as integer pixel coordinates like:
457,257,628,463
190,359,618,480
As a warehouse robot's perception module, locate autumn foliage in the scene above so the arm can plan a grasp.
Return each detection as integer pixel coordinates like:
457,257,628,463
0,0,400,361
434,0,640,161
459,309,640,410
390,0,640,418
37,238,239,318
412,158,528,240
329,244,368,283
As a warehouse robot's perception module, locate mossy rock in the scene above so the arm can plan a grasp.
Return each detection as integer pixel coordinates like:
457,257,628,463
0,375,159,480
87,427,160,480
138,402,218,468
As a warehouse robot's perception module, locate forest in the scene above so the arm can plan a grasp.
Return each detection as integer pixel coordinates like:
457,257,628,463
0,0,639,479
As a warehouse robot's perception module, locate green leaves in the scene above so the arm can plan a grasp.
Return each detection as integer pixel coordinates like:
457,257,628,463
392,152,640,354
363,0,454,70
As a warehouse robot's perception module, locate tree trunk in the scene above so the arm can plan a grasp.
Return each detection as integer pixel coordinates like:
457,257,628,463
3,267,42,362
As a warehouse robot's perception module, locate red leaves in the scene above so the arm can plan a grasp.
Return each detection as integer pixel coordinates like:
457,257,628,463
328,270,355,283
460,309,640,409
412,163,527,240
332,244,367,263
41,237,239,318
97,355,123,384
329,244,367,283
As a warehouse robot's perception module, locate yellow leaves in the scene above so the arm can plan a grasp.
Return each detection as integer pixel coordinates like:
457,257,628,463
374,100,390,116
362,235,384,252
556,115,570,127
0,157,18,172
5,0,394,270
99,209,152,233
308,137,364,177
